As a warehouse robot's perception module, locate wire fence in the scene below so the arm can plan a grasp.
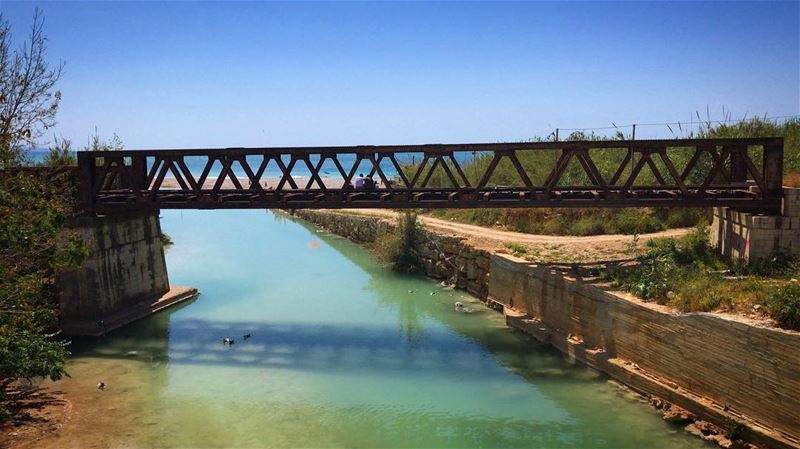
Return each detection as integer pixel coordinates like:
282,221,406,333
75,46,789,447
541,113,799,142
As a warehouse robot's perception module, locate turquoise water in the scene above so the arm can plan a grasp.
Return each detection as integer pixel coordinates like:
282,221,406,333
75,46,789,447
43,210,708,448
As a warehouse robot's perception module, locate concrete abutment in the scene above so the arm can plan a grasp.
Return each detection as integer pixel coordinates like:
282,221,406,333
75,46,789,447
57,210,197,336
711,187,800,262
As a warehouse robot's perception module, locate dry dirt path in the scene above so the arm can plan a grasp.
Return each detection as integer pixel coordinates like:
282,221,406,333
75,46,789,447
342,208,692,262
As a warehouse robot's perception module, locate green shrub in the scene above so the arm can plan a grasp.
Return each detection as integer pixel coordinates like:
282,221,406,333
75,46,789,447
160,231,173,249
374,212,419,271
606,226,728,305
766,283,800,330
504,242,527,257
674,274,728,312
572,217,605,236
41,136,76,167
664,208,708,229
699,116,799,176
745,249,800,277
724,419,746,440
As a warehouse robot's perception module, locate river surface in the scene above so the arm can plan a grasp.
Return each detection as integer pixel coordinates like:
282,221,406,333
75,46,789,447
40,210,708,448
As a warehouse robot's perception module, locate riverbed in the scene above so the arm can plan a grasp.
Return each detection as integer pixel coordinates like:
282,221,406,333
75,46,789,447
36,209,709,448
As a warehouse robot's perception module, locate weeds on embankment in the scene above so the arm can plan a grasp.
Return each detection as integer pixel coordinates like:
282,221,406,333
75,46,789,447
374,212,420,272
603,226,800,330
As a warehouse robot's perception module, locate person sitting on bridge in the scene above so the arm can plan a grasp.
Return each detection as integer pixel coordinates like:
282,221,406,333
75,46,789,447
355,174,365,189
363,176,376,191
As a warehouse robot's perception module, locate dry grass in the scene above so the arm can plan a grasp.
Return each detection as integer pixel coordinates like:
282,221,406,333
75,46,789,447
785,172,800,187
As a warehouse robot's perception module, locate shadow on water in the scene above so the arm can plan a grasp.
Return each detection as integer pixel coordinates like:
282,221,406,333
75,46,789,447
74,317,599,385
76,212,595,387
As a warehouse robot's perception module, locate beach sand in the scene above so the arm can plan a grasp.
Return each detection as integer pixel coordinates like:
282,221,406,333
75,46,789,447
159,176,363,190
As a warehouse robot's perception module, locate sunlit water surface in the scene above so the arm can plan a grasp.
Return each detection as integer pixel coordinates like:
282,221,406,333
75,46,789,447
41,210,708,448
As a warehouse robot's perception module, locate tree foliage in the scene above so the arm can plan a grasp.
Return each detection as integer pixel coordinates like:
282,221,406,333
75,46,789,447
0,9,64,166
0,10,82,420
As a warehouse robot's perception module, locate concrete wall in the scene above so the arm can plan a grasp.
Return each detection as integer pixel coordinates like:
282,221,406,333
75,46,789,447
290,210,492,299
490,255,800,448
58,210,169,325
711,187,800,262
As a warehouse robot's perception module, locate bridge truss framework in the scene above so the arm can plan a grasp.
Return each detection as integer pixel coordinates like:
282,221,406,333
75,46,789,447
77,137,784,213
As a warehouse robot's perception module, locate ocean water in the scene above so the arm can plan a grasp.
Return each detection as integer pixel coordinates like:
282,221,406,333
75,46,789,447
38,209,709,448
26,148,482,181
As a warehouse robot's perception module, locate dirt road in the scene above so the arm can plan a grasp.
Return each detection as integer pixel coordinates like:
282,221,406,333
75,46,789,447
342,208,692,262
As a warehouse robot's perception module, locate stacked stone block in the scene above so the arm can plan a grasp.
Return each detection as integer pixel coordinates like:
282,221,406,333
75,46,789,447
711,187,800,263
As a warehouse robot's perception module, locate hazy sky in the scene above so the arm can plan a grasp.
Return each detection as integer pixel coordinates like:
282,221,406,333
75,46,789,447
2,1,799,149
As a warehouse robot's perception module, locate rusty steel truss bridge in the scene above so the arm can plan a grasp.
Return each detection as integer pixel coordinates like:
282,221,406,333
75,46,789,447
76,137,784,213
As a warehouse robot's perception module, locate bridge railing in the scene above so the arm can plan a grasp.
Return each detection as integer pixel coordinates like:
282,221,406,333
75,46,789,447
77,137,783,212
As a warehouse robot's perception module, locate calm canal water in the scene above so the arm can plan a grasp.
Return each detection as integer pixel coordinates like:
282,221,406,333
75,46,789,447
41,210,709,448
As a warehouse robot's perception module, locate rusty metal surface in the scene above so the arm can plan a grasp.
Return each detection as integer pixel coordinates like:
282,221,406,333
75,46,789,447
76,138,784,213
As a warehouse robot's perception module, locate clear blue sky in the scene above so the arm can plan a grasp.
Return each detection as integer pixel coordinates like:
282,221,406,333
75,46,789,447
2,1,799,149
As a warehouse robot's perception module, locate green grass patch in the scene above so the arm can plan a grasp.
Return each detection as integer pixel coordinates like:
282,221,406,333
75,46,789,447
503,242,528,257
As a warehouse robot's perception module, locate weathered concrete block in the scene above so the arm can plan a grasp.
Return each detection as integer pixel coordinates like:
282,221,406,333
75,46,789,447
752,215,778,229
711,187,800,263
784,188,800,217
58,210,170,327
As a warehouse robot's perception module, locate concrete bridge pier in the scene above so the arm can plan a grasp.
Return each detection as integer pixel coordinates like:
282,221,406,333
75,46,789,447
711,187,800,263
57,209,197,336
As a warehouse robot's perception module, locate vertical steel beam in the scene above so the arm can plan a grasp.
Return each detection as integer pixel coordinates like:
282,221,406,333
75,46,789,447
77,152,95,214
729,146,747,183
131,155,147,197
763,141,784,199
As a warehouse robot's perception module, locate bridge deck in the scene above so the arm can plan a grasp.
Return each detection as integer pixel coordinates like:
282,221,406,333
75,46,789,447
77,137,784,212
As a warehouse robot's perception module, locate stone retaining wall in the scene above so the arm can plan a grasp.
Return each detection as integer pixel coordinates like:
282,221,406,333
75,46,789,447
490,254,800,449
